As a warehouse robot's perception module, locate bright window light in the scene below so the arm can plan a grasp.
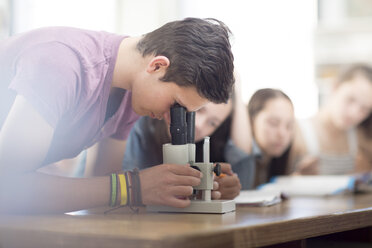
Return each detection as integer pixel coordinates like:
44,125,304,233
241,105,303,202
179,0,318,119
12,0,117,34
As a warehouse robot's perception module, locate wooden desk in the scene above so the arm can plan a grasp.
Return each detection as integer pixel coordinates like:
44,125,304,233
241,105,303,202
1,194,372,248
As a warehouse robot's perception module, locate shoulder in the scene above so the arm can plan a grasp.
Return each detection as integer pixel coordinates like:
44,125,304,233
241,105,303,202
224,138,258,166
9,42,84,127
14,41,82,94
16,41,81,76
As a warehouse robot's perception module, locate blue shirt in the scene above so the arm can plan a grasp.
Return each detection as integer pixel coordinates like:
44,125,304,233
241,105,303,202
225,138,262,189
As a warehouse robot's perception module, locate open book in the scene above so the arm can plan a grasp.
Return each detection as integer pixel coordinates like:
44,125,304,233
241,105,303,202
258,175,356,197
235,174,372,206
354,172,372,192
235,189,283,207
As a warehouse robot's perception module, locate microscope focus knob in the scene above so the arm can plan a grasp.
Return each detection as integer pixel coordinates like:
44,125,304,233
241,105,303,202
214,163,221,176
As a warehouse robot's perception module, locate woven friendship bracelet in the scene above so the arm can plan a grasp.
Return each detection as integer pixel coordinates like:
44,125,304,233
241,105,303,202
118,174,128,206
110,173,117,207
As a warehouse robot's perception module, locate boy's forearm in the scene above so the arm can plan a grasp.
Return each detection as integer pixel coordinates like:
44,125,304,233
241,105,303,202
85,138,126,177
0,172,110,214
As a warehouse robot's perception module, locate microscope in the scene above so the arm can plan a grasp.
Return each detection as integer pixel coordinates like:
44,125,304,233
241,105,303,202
147,104,236,213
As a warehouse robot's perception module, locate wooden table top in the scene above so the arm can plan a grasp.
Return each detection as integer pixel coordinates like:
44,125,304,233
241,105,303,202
1,193,372,248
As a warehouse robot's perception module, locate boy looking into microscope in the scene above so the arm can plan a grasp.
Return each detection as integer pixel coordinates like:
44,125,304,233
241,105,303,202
0,18,235,213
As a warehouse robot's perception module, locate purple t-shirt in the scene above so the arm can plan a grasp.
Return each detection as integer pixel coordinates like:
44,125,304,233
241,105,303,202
0,27,140,165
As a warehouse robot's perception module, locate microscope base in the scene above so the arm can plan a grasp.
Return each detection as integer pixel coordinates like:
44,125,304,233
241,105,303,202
147,200,235,214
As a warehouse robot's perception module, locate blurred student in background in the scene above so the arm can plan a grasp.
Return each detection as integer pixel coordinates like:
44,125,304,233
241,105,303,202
290,64,372,175
123,78,250,199
233,88,295,189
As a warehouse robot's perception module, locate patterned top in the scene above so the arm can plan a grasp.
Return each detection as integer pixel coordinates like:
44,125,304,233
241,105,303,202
298,119,357,175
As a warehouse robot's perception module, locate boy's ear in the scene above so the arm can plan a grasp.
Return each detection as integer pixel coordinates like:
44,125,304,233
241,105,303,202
146,56,170,73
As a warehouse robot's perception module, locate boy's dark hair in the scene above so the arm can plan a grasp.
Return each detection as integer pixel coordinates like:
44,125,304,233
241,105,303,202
136,17,235,104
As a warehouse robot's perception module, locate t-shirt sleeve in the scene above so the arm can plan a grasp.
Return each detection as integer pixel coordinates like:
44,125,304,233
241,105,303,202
8,42,80,128
111,118,138,140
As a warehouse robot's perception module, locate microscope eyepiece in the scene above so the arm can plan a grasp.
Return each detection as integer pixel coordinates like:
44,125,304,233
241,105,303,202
170,103,187,145
186,111,195,144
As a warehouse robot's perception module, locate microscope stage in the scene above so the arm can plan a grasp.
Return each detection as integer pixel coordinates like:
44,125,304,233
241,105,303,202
147,200,235,214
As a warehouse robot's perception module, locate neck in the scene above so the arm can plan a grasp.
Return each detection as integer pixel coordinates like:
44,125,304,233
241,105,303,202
111,36,143,90
260,152,272,166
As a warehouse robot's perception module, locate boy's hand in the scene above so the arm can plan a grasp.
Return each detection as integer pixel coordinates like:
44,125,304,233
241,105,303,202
213,163,241,200
139,164,202,208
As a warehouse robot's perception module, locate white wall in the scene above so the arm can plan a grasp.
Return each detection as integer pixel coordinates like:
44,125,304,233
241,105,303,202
179,0,318,118
0,0,10,39
12,0,117,33
116,0,179,36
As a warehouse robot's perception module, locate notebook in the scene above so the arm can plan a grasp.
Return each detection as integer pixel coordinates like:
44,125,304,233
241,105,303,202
235,189,283,207
258,175,355,196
